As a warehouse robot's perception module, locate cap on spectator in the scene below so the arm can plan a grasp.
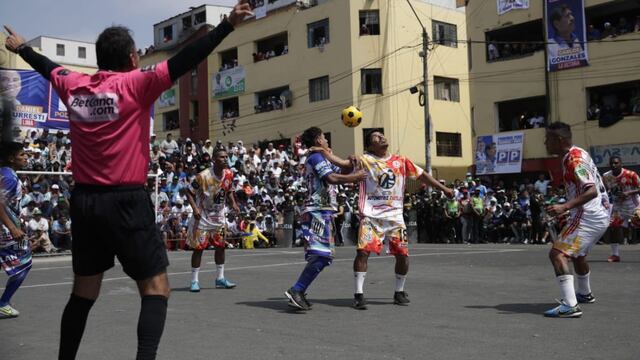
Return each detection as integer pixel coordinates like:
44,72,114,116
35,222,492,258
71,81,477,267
504,202,511,207
237,140,243,144
205,139,211,144
604,22,611,27
32,184,41,190
33,208,42,215
249,207,257,213
175,198,184,205
33,148,41,154
186,138,192,143
51,184,60,190
151,133,157,137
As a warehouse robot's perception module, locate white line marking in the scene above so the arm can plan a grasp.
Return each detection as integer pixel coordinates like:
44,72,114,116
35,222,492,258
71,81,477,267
9,249,524,290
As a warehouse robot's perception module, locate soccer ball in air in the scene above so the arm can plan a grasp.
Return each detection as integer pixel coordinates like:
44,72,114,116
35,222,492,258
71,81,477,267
341,106,363,128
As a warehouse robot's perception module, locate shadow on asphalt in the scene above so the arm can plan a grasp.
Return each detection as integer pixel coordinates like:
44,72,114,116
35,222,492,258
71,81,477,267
236,297,393,312
466,303,557,315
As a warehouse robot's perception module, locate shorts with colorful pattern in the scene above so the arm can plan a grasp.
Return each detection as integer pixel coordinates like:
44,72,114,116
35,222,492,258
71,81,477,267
300,210,335,259
553,213,609,258
358,217,408,256
1,242,32,277
610,205,640,228
187,222,225,251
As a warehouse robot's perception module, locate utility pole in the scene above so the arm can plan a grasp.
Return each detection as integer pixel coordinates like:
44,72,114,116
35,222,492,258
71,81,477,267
406,0,432,174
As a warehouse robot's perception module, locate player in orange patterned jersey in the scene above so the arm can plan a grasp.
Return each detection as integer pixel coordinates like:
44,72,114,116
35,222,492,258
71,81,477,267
602,155,640,262
543,122,610,318
186,146,239,292
313,129,453,309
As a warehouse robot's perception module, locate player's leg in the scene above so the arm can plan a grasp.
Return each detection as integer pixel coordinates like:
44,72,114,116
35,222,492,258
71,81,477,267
544,248,581,318
353,217,382,310
573,256,595,303
287,254,332,310
190,249,204,292
213,231,235,289
389,226,410,306
353,250,369,310
0,243,32,318
136,272,170,360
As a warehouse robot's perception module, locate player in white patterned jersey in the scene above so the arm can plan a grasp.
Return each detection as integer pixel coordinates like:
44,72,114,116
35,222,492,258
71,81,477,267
314,130,453,309
602,155,640,262
185,146,239,292
543,122,611,318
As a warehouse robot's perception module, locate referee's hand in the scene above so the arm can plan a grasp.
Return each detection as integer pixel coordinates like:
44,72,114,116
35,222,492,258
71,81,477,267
228,0,254,27
3,25,26,54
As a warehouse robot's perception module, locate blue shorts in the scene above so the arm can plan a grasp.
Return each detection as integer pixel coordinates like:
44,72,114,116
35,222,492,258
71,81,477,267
1,242,33,277
300,210,335,259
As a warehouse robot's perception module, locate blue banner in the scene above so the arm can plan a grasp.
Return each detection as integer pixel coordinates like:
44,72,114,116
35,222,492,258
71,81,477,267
545,0,589,72
0,69,69,130
475,132,524,175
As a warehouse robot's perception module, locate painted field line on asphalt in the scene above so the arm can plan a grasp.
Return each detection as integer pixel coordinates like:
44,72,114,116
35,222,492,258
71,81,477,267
11,249,524,290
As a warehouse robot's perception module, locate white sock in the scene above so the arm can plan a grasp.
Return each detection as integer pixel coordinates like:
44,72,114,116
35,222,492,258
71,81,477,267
395,274,407,292
576,272,591,295
216,264,224,280
610,243,620,257
354,272,366,294
556,274,577,306
191,267,200,283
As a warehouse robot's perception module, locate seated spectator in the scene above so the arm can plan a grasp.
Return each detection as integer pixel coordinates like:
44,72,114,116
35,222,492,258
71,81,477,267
587,24,601,41
616,17,632,35
51,215,72,250
587,103,601,120
601,22,617,38
242,222,270,249
28,209,56,253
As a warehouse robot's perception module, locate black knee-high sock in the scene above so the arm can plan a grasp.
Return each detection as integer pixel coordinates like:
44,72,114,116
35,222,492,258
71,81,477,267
136,295,168,360
59,293,95,360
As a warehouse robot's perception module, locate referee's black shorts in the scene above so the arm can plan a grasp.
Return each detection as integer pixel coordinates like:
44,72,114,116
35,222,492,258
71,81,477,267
70,184,169,281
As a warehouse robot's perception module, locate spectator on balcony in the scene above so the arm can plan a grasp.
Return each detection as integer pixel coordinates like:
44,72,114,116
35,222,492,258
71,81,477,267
528,112,545,128
634,16,640,32
601,22,616,38
616,17,632,35
587,24,601,41
587,102,601,120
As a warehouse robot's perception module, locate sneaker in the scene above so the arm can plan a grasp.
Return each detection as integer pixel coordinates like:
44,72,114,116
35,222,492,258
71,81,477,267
543,300,582,318
393,291,411,306
353,293,367,310
190,281,200,293
215,278,236,289
607,255,621,263
302,293,313,309
285,288,309,311
576,292,596,304
0,304,19,319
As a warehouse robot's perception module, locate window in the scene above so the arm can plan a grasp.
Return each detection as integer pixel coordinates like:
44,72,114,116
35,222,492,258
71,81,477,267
434,77,460,102
363,128,384,147
361,68,382,95
56,44,65,56
163,110,180,131
467,38,472,70
182,16,192,30
432,20,457,48
307,19,330,48
586,80,640,123
585,1,640,40
78,46,86,59
220,97,239,120
255,86,291,113
190,100,199,128
309,76,330,102
190,69,198,95
219,48,238,71
436,132,462,157
194,11,206,25
497,96,547,132
162,25,173,43
485,20,544,62
359,10,380,35
254,32,288,62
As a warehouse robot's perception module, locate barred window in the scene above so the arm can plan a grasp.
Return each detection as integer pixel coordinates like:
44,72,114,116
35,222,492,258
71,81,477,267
432,20,457,48
361,69,382,95
436,132,462,157
309,76,330,102
359,10,380,35
434,76,460,102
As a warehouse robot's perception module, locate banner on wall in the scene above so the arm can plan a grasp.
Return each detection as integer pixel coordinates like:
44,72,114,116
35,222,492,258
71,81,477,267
497,0,530,15
213,66,245,98
475,132,524,175
589,143,640,168
158,88,176,108
545,0,589,72
0,69,69,130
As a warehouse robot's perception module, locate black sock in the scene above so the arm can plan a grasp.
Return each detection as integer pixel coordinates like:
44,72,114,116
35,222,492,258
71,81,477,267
136,295,168,360
58,293,95,360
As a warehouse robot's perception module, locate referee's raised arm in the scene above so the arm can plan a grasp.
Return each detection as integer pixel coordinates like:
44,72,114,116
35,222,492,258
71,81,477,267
3,25,61,80
167,0,253,82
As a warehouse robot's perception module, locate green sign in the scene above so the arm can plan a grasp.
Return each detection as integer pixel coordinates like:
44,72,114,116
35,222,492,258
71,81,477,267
158,88,176,108
213,66,245,98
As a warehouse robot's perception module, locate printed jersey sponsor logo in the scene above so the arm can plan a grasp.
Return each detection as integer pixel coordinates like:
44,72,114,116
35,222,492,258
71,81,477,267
68,93,119,122
378,169,396,190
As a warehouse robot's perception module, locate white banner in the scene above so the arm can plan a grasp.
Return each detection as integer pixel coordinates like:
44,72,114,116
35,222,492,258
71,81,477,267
497,0,530,15
475,132,524,175
589,143,640,168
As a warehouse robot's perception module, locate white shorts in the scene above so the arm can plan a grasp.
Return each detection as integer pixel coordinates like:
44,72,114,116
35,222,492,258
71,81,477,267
553,212,609,258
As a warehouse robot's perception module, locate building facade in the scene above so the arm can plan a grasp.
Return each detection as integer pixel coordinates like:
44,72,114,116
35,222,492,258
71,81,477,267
463,0,640,179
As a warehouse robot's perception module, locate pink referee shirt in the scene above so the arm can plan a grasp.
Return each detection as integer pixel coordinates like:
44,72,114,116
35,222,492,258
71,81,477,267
49,61,172,185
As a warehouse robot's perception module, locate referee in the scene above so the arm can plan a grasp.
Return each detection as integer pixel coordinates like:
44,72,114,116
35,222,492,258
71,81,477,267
4,1,252,359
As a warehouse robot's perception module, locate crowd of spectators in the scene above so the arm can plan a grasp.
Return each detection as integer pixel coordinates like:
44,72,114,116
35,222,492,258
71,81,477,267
487,40,545,62
587,16,640,41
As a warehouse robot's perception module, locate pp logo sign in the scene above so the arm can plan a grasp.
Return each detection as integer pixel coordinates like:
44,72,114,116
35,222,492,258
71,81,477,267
497,150,521,163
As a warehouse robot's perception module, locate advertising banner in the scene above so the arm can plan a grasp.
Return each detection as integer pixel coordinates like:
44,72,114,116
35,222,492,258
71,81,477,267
0,69,69,130
545,0,589,72
475,132,524,175
497,0,530,15
158,88,176,108
589,143,640,168
213,66,245,98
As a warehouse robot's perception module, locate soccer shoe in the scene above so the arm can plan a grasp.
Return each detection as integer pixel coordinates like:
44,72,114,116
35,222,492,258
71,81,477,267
353,293,368,310
0,304,20,319
576,293,596,304
303,293,313,309
285,288,309,311
607,255,621,263
393,291,411,306
543,301,582,318
215,278,237,289
190,281,200,293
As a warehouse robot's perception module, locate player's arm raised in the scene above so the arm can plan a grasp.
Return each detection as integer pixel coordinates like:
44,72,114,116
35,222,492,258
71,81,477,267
417,171,454,198
3,25,62,80
167,0,253,82
324,169,367,185
309,146,355,172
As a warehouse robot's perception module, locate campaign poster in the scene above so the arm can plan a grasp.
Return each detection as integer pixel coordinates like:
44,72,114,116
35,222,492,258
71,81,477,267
589,143,640,168
158,88,176,108
213,66,246,98
545,0,589,72
0,69,69,130
475,132,524,175
497,0,530,15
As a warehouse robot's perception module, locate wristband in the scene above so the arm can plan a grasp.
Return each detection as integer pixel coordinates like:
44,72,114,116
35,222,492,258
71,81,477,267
15,44,28,55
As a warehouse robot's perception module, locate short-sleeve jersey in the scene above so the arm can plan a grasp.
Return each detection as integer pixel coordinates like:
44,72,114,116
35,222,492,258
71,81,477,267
562,146,610,218
190,167,234,228
48,61,173,185
358,153,423,221
303,152,339,213
602,168,640,210
0,167,22,247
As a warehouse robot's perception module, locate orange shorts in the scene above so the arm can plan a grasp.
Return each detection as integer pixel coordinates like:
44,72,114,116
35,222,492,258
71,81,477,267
357,217,408,256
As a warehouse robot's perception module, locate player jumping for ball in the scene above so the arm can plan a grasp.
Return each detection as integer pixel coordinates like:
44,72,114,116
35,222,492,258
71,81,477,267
314,129,453,310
